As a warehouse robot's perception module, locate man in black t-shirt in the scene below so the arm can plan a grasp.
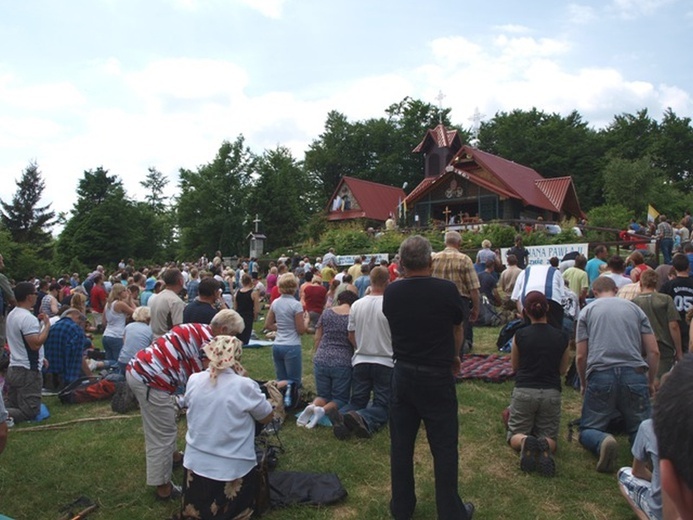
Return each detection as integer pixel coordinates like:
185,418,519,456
507,235,529,270
182,277,225,325
660,253,693,352
383,235,474,520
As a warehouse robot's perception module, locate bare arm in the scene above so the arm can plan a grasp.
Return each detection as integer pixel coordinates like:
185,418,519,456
642,333,660,394
559,347,571,376
348,330,357,350
24,314,51,351
669,321,682,361
115,300,136,316
469,288,480,322
294,311,309,335
631,456,652,481
252,292,261,320
510,337,519,372
576,340,588,395
258,410,275,425
313,326,323,355
265,308,276,331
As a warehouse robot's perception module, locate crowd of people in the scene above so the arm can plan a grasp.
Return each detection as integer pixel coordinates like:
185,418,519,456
2,227,693,519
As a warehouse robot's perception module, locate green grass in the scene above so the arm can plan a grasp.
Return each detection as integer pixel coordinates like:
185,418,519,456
0,324,636,519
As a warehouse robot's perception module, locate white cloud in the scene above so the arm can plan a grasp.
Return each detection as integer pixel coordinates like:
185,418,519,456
493,24,531,34
238,0,286,18
0,74,85,111
567,3,598,24
611,0,676,17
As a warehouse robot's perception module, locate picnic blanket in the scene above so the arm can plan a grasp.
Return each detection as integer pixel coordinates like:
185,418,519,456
455,354,515,383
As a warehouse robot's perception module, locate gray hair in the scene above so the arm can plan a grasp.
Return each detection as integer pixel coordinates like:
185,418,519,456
399,235,433,271
132,306,151,323
210,309,245,335
444,231,462,246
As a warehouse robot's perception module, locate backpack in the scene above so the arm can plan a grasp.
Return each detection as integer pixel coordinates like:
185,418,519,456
58,376,116,404
496,318,527,353
111,380,139,414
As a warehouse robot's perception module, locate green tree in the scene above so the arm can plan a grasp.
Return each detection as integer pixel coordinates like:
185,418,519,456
600,109,658,162
177,137,255,258
57,167,135,268
478,108,604,208
140,167,170,213
1,161,55,249
651,108,693,192
135,167,177,262
247,147,315,251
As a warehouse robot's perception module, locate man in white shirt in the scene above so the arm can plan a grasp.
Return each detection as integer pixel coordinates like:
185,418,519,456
329,267,392,440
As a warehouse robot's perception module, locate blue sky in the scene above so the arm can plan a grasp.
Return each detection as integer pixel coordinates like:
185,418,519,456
1,0,691,217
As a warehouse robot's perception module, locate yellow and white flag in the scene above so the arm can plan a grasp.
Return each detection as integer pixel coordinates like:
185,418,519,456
647,204,659,223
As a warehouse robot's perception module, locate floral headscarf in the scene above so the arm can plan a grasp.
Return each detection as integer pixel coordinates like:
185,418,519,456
202,335,245,384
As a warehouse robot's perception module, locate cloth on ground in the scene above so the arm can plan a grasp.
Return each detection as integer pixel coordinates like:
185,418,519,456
455,354,515,383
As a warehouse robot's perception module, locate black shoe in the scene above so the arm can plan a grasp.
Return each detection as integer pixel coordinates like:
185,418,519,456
155,483,182,501
326,408,351,440
464,502,475,519
520,435,539,473
344,411,371,439
536,438,556,477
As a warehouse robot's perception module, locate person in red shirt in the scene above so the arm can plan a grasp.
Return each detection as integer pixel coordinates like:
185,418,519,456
89,274,108,332
301,271,327,333
388,255,400,282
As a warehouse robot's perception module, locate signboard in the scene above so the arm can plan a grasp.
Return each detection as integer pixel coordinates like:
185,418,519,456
335,254,390,266
499,243,589,266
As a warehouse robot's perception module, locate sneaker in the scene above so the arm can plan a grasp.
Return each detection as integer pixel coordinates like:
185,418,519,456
464,502,475,519
520,435,539,473
6,417,14,428
296,405,315,427
344,411,371,439
326,408,351,440
596,435,618,473
536,438,556,477
155,483,182,501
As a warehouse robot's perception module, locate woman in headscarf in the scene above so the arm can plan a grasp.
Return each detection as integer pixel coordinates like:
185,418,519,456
178,335,273,519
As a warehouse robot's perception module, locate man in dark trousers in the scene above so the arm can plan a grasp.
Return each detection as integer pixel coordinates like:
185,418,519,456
383,235,474,520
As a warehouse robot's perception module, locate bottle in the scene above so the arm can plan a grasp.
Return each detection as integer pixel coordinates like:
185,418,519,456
283,382,293,408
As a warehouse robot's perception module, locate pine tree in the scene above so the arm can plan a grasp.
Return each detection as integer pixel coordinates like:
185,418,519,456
1,161,55,247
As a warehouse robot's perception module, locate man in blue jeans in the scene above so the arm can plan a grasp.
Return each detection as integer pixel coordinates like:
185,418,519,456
576,276,660,473
383,236,474,520
328,267,393,440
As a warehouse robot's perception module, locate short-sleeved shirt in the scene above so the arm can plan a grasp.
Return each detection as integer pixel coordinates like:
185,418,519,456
313,309,353,368
90,284,107,314
659,276,693,347
632,292,679,361
576,297,652,379
478,271,498,302
7,306,43,371
119,321,153,365
183,300,219,325
431,247,480,298
562,267,589,296
348,294,393,367
303,284,327,314
511,266,566,307
149,289,185,338
270,295,304,346
631,419,662,517
127,323,213,393
585,257,607,285
383,277,463,369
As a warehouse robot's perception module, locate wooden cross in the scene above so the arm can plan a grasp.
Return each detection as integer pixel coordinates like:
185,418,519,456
253,214,261,233
443,206,451,221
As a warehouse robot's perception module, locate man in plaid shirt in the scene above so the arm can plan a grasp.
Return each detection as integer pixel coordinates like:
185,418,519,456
431,231,480,350
43,309,90,389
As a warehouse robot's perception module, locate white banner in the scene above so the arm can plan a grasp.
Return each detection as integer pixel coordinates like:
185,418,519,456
336,254,390,266
500,243,588,266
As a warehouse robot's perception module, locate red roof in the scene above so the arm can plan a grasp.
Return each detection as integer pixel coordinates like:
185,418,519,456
405,145,583,218
326,176,406,222
412,124,462,153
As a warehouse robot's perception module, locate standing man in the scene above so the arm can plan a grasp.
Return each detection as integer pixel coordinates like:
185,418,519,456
657,215,674,265
585,245,608,288
659,253,693,353
576,276,659,473
89,274,108,332
5,282,51,424
432,231,480,352
507,235,529,270
0,253,17,348
149,268,185,339
383,235,474,520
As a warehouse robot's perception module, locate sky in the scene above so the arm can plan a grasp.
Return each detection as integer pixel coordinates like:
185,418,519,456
1,0,692,220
